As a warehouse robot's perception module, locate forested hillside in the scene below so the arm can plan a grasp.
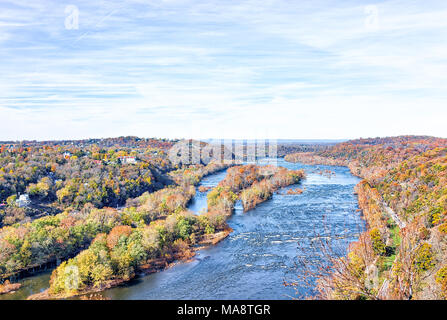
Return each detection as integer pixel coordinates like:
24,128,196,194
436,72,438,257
0,137,305,299
285,136,447,299
0,138,176,227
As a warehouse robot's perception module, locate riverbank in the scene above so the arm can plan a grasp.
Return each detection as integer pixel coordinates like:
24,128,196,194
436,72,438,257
27,228,231,300
282,142,447,299
0,281,21,295
284,152,349,168
0,161,234,285
28,164,304,300
3,160,362,300
98,159,362,300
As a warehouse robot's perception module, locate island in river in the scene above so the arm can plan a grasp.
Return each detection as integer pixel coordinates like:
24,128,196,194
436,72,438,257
3,136,447,300
27,163,306,299
0,158,363,300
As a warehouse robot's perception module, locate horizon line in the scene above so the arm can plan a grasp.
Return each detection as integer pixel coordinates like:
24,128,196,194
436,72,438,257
1,134,446,144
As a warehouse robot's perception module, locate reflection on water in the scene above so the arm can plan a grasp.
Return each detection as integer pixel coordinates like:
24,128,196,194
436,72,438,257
187,169,228,215
1,159,364,300
0,271,51,300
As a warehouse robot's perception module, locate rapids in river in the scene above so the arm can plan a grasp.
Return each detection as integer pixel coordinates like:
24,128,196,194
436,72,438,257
1,158,364,300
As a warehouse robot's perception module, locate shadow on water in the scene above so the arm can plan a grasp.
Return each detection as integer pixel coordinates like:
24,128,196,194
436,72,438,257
0,270,51,300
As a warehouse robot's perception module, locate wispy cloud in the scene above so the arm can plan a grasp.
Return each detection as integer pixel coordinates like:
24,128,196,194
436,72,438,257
1,0,446,140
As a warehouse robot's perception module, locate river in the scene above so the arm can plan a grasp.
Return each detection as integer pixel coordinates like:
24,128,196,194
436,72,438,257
1,158,364,300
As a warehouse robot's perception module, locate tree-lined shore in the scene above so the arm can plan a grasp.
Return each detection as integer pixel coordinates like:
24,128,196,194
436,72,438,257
285,136,447,299
27,164,303,299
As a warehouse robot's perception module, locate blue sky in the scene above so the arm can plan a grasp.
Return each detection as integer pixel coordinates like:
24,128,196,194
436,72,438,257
1,0,447,140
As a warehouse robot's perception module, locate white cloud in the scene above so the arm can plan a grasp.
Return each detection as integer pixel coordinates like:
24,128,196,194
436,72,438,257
0,0,446,140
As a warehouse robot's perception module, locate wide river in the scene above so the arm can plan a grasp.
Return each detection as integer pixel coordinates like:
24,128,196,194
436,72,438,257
1,158,364,300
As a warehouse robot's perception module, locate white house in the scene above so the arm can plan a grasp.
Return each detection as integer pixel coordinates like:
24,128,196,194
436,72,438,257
16,194,30,208
119,156,137,164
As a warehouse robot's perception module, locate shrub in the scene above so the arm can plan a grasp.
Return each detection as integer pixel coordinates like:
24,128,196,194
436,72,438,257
418,226,430,240
431,207,444,226
438,223,447,235
414,243,435,272
106,225,132,250
176,216,193,240
436,265,447,298
348,251,365,280
370,228,386,256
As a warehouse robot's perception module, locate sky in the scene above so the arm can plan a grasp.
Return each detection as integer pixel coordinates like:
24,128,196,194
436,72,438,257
1,0,447,141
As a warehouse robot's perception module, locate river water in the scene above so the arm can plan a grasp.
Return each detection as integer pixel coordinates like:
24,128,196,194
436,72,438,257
1,158,363,300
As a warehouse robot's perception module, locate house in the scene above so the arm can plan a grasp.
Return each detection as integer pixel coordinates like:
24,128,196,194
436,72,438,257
16,194,30,208
119,156,137,164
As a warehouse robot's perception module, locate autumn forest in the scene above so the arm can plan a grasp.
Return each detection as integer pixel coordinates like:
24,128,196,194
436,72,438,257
1,135,447,301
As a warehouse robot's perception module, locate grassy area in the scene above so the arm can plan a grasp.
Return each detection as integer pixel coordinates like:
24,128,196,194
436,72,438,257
379,221,401,273
390,224,402,248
